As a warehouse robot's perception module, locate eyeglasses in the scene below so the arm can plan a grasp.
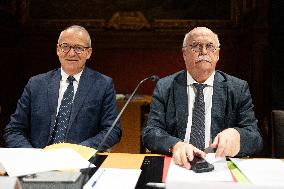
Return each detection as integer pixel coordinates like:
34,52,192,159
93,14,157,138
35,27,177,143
59,43,89,54
184,42,218,53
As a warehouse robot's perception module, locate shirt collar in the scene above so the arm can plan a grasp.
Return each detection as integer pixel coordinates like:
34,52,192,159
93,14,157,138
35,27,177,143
187,71,215,87
60,68,83,83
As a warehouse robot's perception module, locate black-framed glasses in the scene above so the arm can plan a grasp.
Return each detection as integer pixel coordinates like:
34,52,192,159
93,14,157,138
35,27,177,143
184,42,218,53
59,43,89,54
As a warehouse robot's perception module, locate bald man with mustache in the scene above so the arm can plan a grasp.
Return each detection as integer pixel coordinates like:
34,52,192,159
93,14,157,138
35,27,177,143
142,27,263,169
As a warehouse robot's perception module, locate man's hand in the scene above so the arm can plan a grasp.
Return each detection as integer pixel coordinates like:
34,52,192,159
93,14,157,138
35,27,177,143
172,141,206,169
211,128,240,157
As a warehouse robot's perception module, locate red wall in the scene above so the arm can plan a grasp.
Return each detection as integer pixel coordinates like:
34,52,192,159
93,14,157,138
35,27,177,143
93,49,184,94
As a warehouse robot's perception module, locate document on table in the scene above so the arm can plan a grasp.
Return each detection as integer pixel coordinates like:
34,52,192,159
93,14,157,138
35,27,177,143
83,168,141,189
0,148,94,177
166,153,233,183
44,143,97,160
230,158,284,186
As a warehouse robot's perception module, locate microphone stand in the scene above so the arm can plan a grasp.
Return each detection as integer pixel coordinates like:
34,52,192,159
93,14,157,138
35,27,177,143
80,75,159,189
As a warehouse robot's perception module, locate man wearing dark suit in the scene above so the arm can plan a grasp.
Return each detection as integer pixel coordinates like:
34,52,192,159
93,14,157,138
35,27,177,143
142,27,262,169
4,25,121,150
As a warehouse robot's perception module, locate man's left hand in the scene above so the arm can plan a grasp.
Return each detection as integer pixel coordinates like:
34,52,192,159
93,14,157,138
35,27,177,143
211,128,240,157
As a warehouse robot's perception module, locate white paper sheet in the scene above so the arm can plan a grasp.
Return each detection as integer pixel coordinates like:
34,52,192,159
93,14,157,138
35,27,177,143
83,168,141,189
230,158,284,185
205,153,223,164
0,148,94,177
167,180,284,189
166,154,233,184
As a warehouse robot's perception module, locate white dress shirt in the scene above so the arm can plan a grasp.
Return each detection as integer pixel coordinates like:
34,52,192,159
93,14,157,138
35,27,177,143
184,71,215,148
56,68,83,115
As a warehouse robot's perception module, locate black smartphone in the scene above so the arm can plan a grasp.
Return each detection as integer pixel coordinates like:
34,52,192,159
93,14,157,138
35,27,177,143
189,156,214,173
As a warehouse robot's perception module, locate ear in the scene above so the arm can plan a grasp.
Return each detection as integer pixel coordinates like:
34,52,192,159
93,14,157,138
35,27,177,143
56,44,61,56
215,48,220,61
182,48,187,61
86,48,92,60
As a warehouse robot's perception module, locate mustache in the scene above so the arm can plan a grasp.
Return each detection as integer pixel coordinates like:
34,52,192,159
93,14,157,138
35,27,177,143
195,55,212,63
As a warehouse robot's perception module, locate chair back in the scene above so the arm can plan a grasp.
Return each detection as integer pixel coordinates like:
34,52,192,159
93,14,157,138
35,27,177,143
271,110,284,158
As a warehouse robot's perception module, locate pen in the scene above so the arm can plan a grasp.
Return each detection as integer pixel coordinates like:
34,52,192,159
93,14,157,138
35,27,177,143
145,182,166,188
92,169,105,187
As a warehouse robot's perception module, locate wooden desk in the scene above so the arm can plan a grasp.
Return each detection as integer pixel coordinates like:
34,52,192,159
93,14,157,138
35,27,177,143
100,153,161,169
111,96,151,153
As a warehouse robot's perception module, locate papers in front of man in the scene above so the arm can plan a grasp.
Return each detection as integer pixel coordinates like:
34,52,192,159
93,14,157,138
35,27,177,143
166,154,284,189
166,153,233,183
83,168,141,189
230,158,284,186
167,180,284,189
44,142,97,160
0,177,21,189
0,148,94,177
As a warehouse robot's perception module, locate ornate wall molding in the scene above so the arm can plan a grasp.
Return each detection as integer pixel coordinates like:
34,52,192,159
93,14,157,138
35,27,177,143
107,11,150,30
23,0,256,31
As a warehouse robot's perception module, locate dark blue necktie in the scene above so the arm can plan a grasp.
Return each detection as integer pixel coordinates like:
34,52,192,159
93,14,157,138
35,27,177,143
50,76,75,144
190,83,206,150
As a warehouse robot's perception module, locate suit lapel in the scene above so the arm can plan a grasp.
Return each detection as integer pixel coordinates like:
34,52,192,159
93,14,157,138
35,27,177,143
47,69,61,135
174,71,188,137
68,67,93,127
210,72,228,140
211,71,228,124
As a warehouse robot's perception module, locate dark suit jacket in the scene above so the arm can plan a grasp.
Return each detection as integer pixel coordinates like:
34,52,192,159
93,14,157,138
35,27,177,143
142,70,263,157
4,67,121,149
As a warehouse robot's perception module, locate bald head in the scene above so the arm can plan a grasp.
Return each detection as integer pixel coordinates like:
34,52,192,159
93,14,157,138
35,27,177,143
56,25,93,76
183,27,220,48
58,25,92,47
181,26,220,83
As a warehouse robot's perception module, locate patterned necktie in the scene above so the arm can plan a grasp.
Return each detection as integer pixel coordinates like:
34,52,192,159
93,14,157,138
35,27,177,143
50,76,75,144
190,83,206,150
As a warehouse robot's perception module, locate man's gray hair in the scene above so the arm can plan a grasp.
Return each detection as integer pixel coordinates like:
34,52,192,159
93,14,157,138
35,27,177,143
182,27,220,48
58,25,92,47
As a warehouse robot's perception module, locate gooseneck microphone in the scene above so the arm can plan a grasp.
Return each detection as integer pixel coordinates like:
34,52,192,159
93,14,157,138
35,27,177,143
80,75,159,189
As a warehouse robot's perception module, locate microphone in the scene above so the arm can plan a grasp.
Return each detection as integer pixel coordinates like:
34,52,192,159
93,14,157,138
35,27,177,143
80,75,159,188
148,75,159,82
